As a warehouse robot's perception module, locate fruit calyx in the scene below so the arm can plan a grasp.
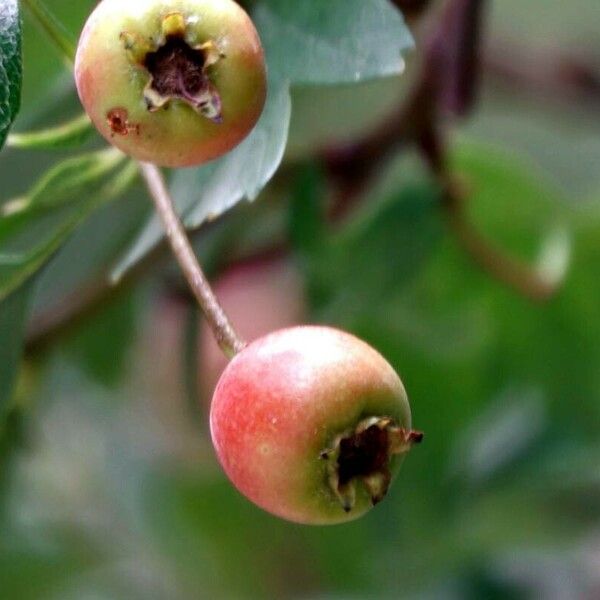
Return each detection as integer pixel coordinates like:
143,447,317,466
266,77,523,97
321,417,423,512
120,12,224,121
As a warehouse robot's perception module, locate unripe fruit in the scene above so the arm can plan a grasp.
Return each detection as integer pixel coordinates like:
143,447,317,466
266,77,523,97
210,326,422,525
75,0,266,167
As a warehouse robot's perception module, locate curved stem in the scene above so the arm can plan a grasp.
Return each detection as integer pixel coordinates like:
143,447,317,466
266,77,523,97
138,162,246,358
442,183,560,302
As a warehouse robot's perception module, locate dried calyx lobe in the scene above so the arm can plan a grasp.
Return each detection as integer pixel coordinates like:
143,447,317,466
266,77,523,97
141,33,223,121
323,417,423,512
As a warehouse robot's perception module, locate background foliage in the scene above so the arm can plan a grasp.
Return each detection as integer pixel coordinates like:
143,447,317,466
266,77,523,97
1,0,600,598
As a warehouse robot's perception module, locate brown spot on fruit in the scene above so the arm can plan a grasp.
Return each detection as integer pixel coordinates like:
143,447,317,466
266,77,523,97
106,108,139,136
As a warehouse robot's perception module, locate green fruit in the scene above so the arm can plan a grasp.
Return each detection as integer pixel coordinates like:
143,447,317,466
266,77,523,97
75,0,266,167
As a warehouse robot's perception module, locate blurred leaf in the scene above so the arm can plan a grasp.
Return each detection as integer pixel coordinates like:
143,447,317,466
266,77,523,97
289,163,327,256
145,474,317,599
304,181,444,317
0,159,136,301
254,0,413,84
2,147,125,213
0,406,27,515
63,287,139,388
0,537,101,600
0,0,22,149
7,113,93,149
0,282,32,415
111,76,291,281
20,0,75,65
450,142,571,257
287,76,405,159
448,386,548,486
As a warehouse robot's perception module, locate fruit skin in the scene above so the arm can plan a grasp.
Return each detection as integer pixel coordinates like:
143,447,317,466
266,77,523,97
75,0,266,167
209,326,413,525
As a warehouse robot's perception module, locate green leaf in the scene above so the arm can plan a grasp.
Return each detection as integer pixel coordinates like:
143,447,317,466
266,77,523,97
450,142,571,256
2,148,125,215
289,163,327,257
254,0,413,84
7,113,94,150
64,288,139,388
111,77,291,281
0,159,136,301
0,0,22,149
20,0,75,65
304,181,444,317
0,281,33,414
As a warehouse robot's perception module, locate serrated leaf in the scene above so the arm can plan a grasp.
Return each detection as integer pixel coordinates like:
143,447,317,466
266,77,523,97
111,77,291,281
254,0,413,84
0,160,136,300
0,0,21,149
0,281,33,414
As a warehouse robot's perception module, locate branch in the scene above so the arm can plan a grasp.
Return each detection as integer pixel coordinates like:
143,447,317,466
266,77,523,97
326,0,562,302
441,181,561,302
485,42,600,107
138,162,245,358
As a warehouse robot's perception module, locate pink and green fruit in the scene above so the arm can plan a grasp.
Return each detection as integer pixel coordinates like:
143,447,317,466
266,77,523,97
210,326,422,525
75,0,266,167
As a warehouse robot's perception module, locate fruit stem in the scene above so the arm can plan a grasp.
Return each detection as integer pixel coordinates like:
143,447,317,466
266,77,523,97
138,162,246,358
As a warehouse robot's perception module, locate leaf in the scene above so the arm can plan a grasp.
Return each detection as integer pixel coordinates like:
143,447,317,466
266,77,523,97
304,181,444,317
111,77,291,281
19,0,75,66
0,0,22,149
0,281,33,414
254,0,413,84
448,386,548,486
0,159,136,301
2,148,125,214
7,113,94,150
64,287,139,388
288,163,327,258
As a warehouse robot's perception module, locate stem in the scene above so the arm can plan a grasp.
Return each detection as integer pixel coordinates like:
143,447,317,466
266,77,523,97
138,162,245,358
442,183,560,302
21,0,76,67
